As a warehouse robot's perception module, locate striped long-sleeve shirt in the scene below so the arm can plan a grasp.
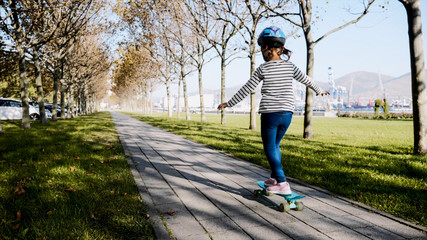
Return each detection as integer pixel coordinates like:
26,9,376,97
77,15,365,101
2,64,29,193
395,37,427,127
227,60,322,113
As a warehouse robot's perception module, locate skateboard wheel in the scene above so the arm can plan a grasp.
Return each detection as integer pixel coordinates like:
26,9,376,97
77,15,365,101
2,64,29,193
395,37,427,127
295,201,304,211
253,190,262,197
262,189,273,197
279,202,290,212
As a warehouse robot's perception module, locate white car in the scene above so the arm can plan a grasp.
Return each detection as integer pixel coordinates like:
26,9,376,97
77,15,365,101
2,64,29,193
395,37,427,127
44,108,53,119
0,98,41,120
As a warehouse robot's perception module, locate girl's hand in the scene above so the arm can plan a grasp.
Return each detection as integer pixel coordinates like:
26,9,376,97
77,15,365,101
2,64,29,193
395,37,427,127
318,90,330,96
217,103,228,110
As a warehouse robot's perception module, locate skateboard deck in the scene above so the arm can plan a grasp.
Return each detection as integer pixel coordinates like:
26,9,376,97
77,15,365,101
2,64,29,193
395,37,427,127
254,181,305,212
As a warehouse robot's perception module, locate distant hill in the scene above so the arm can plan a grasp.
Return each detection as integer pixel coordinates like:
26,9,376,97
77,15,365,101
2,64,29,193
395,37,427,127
332,71,412,100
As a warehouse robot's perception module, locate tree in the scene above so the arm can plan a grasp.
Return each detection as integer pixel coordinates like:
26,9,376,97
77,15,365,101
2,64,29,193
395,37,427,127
1,0,64,127
1,0,34,129
112,44,157,113
65,31,111,117
398,0,427,154
114,0,165,115
220,0,290,130
264,0,376,138
42,0,95,121
184,0,216,122
204,0,240,125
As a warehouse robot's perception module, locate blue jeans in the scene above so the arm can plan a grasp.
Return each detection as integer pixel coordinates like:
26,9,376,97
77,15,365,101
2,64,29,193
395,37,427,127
261,111,293,183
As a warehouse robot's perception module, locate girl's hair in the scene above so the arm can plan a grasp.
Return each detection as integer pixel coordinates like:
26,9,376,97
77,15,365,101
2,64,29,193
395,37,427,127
263,46,292,61
280,47,292,60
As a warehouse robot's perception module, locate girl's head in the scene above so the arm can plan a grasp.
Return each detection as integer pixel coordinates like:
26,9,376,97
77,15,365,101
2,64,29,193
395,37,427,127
258,26,291,61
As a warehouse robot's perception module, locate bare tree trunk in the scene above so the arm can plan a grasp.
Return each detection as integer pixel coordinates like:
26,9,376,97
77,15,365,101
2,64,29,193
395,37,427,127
77,91,82,116
183,75,190,120
70,87,75,118
150,87,153,115
166,80,172,117
249,37,257,130
221,48,226,125
34,52,47,124
11,1,30,129
401,0,427,154
66,90,71,119
303,42,315,139
17,44,30,129
177,79,181,119
198,45,206,122
60,89,66,119
52,67,60,121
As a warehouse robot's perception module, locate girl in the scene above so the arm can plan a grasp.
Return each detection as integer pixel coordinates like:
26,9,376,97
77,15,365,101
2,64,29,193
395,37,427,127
217,26,329,195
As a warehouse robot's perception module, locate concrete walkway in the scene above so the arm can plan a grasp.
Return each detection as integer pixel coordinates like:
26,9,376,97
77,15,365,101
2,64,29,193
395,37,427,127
112,112,427,240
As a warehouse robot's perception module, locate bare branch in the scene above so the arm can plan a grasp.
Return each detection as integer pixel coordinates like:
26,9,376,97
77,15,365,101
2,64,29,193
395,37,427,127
313,0,376,45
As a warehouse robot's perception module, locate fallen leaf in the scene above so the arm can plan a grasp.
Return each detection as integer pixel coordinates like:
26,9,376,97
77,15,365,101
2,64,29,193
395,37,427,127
12,223,21,230
64,187,75,192
87,173,94,176
13,181,25,197
16,210,22,220
69,166,76,171
167,211,176,216
53,157,61,161
46,211,53,216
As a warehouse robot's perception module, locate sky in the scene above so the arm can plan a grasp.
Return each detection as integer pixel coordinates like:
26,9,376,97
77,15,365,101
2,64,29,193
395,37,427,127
152,1,427,99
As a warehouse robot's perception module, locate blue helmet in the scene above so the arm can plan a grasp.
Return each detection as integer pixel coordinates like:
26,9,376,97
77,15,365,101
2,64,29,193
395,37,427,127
257,26,286,47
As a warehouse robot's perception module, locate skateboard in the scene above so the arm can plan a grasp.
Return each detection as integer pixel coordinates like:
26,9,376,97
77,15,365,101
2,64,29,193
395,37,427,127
254,181,305,212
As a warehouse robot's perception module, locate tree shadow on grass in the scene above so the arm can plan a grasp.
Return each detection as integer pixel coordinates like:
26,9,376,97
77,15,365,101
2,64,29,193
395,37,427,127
0,112,154,239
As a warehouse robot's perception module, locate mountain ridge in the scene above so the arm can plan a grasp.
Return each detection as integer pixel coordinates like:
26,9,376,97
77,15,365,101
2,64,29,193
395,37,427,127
216,70,416,102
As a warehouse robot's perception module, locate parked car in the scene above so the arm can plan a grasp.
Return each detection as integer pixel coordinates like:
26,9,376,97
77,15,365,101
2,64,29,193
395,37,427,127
44,103,63,117
0,98,40,120
29,101,53,119
42,107,53,119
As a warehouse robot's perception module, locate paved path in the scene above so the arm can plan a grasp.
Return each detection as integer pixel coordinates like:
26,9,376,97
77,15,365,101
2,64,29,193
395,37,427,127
112,112,427,240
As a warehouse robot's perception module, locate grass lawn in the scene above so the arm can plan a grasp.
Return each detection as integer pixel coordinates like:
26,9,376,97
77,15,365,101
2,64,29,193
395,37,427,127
0,112,154,239
131,112,427,227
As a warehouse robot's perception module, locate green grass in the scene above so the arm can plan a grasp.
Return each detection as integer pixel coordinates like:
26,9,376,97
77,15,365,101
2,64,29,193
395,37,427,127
130,112,427,227
0,112,154,239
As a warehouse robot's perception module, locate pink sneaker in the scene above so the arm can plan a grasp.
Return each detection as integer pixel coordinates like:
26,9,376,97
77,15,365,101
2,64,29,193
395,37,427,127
267,182,292,195
264,178,277,187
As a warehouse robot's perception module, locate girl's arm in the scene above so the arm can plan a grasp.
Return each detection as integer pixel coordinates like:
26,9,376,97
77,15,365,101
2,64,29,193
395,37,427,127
293,64,323,95
217,66,263,109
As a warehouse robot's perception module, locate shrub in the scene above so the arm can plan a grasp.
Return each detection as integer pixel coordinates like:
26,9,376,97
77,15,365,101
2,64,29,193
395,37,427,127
337,112,413,119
